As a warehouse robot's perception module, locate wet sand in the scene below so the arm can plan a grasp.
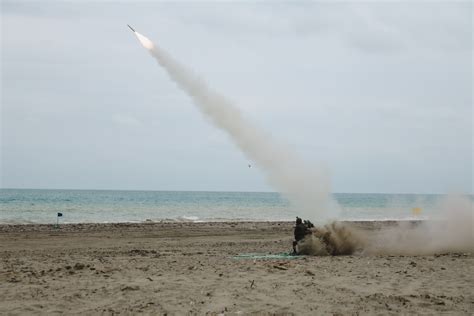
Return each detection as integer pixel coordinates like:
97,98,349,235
0,221,472,315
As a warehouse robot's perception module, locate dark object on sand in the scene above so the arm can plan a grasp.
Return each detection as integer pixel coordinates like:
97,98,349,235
292,217,313,254
55,212,63,229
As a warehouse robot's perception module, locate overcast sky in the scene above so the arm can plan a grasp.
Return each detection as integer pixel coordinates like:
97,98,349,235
1,1,472,194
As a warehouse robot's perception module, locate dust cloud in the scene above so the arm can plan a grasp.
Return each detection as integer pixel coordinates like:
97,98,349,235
298,195,473,256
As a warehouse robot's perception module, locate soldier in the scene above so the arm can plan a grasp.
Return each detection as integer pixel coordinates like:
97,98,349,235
292,217,312,255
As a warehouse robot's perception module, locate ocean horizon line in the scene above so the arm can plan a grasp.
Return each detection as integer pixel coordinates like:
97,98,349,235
0,187,460,196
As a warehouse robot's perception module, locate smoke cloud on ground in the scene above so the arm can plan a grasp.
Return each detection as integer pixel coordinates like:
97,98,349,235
298,221,365,256
365,195,473,255
298,195,473,256
134,31,338,223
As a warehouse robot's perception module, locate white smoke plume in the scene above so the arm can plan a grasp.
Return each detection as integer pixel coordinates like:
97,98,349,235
365,195,474,255
133,32,338,223
298,195,473,256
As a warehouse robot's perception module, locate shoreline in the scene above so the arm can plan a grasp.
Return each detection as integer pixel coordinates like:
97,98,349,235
0,220,424,234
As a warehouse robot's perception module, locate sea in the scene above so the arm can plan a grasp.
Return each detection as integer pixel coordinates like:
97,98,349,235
2,189,469,225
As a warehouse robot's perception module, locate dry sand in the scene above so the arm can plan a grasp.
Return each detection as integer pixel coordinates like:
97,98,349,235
0,221,472,315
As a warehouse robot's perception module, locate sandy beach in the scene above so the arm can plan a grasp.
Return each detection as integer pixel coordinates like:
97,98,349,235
0,221,472,315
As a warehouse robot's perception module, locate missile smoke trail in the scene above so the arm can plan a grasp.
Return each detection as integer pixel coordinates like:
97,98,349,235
131,29,474,257
132,30,338,222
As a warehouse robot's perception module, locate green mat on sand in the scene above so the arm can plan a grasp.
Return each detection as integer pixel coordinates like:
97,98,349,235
233,253,305,260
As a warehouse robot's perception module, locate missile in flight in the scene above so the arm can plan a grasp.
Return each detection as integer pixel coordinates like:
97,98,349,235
127,25,155,50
